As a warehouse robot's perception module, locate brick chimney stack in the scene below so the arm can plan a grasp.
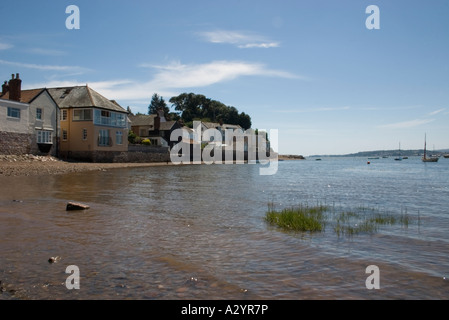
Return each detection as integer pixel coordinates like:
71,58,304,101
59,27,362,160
8,73,22,101
1,81,8,95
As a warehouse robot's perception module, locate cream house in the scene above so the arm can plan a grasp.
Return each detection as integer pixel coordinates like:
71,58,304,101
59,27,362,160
48,85,129,162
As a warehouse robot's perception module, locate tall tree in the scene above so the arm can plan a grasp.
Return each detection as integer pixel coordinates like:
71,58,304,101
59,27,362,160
169,92,252,129
148,93,170,117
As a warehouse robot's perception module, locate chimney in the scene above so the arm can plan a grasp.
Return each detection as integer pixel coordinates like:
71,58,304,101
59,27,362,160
157,108,166,122
154,114,161,131
1,81,9,95
8,73,22,101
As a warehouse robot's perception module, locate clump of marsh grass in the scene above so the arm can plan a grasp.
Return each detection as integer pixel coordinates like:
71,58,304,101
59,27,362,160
265,203,328,232
266,202,415,237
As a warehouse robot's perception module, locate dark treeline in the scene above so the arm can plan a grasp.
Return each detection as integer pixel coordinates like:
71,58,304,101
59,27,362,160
145,92,252,130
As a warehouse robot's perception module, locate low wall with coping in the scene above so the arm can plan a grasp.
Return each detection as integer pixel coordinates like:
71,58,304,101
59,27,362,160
59,145,171,163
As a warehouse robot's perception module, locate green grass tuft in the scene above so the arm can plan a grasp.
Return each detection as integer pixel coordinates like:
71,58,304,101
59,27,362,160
266,202,415,237
265,204,328,232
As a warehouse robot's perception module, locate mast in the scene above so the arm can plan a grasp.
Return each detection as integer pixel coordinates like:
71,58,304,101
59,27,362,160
424,134,427,159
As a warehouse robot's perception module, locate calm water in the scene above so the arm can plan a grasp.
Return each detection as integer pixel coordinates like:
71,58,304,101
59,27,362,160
1,157,449,299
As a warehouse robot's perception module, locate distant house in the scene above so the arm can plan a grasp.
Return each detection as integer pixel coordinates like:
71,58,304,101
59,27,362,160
129,110,182,149
47,86,129,162
200,121,243,147
0,73,59,156
129,114,157,139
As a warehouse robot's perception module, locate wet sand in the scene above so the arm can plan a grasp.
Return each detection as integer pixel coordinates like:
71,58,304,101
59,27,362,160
0,154,174,177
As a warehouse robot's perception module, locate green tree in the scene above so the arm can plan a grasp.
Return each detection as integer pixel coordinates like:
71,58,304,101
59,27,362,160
238,112,252,130
169,92,252,129
148,93,170,117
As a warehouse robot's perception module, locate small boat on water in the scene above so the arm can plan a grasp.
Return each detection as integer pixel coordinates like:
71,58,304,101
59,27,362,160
395,142,403,161
444,154,449,159
422,134,439,162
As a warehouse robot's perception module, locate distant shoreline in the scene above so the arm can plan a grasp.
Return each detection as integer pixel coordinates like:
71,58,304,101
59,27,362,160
278,154,306,160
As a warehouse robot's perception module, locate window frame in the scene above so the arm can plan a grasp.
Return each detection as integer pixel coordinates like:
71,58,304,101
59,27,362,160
36,108,43,120
37,130,53,144
7,107,21,119
116,130,123,145
73,108,93,121
62,129,68,141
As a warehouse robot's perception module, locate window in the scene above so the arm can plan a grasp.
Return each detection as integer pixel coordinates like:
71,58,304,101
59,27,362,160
82,128,88,140
62,129,68,141
37,130,52,144
7,107,20,119
93,109,126,127
73,109,92,121
36,108,43,120
116,131,123,145
60,110,67,121
98,129,110,146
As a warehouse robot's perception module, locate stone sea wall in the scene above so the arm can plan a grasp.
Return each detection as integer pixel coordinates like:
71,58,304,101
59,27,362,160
59,146,171,163
0,132,32,155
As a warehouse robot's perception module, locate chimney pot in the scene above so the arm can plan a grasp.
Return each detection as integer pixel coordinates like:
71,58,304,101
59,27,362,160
11,74,15,80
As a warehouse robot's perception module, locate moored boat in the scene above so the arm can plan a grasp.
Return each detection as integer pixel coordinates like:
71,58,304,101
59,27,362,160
422,134,439,162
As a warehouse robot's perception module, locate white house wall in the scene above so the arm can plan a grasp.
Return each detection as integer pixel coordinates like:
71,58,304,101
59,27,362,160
0,99,30,134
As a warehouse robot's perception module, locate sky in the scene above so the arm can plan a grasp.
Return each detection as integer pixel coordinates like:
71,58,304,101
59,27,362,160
1,0,448,156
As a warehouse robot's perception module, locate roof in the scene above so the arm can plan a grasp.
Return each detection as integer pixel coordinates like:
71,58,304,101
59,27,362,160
128,114,156,126
201,122,221,129
201,121,242,130
47,86,126,113
159,120,178,131
0,88,46,104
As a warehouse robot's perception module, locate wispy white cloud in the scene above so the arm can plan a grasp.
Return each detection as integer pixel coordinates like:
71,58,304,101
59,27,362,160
428,108,446,116
378,118,435,129
0,43,13,50
26,60,300,110
141,60,300,89
0,59,89,72
198,30,280,49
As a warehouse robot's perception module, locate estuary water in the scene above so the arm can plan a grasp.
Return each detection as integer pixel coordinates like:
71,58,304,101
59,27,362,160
1,157,449,299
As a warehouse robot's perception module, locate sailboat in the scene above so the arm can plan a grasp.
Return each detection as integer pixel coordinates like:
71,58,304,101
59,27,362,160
394,142,402,161
422,134,439,162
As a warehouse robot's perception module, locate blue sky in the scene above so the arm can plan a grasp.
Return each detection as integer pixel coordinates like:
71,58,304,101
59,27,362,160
1,0,448,155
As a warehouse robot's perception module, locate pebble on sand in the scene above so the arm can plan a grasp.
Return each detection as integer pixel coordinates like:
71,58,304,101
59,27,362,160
66,202,90,211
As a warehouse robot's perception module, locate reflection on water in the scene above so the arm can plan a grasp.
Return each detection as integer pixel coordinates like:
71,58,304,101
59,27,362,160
1,158,449,299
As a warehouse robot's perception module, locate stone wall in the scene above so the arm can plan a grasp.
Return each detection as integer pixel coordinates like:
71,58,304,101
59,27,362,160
0,131,57,156
0,131,32,155
59,146,171,163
